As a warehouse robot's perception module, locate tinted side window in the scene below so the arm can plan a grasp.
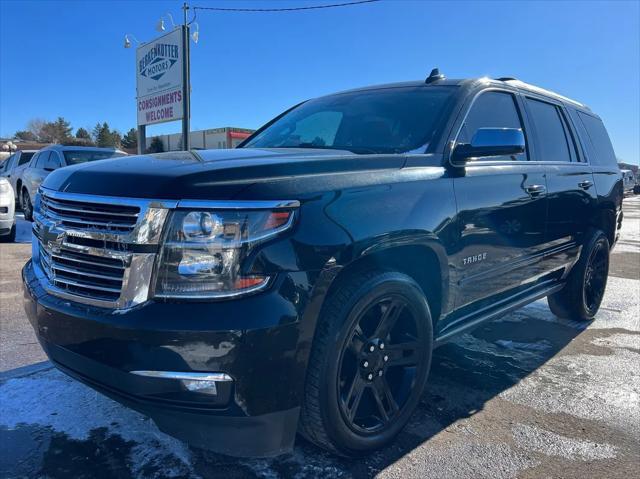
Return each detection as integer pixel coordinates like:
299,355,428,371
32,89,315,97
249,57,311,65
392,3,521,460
525,98,574,162
44,152,62,170
458,91,527,161
20,152,35,165
577,112,617,167
18,153,32,166
2,154,16,171
35,152,50,169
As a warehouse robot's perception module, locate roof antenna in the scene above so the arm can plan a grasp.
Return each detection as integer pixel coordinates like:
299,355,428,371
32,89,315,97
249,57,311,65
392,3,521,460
426,68,445,84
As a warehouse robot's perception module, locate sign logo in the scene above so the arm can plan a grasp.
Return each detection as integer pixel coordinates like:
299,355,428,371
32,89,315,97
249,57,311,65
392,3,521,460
138,43,179,81
136,28,184,126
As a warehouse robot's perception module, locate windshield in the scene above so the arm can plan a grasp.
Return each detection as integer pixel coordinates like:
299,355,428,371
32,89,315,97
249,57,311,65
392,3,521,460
63,150,125,165
243,86,457,154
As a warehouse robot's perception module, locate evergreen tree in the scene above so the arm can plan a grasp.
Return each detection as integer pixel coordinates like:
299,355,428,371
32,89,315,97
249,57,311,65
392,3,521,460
121,128,138,150
75,128,91,140
146,137,164,153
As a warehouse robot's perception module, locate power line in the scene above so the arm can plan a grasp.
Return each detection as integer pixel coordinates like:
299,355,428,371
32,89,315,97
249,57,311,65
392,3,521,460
192,0,380,13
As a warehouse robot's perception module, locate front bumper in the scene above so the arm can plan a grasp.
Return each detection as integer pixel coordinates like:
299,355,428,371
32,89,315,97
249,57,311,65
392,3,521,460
0,216,14,235
23,259,319,457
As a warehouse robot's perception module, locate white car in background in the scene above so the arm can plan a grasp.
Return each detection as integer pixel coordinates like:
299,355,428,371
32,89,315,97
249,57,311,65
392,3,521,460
0,177,16,242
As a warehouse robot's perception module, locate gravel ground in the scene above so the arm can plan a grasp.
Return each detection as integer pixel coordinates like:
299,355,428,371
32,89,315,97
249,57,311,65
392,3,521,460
0,199,638,479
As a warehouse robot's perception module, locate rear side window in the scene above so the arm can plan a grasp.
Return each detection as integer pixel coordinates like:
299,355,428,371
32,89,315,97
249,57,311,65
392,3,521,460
458,91,528,161
19,152,35,165
18,152,33,166
35,152,50,169
577,112,617,167
44,152,62,170
525,98,575,162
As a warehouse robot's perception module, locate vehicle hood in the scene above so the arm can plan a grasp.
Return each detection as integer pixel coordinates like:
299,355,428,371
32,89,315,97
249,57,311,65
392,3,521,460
42,148,406,200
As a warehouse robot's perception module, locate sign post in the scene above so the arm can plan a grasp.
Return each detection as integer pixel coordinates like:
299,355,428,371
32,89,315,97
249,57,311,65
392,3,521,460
181,22,190,151
135,20,190,153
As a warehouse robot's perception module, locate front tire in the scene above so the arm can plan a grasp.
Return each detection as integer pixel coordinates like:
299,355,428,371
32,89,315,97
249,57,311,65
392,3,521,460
548,231,610,321
21,189,33,222
300,270,433,456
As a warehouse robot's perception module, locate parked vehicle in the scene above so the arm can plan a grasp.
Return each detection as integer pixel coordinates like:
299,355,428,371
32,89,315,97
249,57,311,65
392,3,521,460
20,145,126,221
23,72,623,457
0,149,37,202
0,178,16,242
621,169,637,194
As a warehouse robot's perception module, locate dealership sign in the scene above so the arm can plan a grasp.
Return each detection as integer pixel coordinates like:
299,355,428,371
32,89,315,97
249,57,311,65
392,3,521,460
136,28,184,126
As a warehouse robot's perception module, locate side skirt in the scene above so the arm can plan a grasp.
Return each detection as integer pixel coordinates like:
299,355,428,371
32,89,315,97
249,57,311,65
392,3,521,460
434,281,564,348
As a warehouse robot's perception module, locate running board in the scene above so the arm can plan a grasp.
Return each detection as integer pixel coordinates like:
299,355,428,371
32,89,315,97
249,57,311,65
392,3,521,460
434,282,564,347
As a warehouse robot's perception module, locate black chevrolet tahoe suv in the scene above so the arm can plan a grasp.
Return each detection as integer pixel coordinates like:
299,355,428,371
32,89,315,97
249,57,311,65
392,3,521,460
23,72,623,457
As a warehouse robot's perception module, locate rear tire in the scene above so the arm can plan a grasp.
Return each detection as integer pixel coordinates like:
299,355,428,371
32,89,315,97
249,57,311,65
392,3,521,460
21,189,33,222
299,270,433,456
548,231,610,321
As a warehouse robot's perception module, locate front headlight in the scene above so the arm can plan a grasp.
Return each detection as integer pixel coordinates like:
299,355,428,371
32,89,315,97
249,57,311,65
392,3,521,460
154,208,295,299
0,178,12,197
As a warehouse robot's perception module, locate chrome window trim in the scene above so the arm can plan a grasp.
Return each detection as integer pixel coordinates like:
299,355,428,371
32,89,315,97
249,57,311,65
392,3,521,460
447,86,528,166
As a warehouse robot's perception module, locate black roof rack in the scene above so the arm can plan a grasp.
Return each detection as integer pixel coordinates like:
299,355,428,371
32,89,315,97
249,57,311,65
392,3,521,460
496,77,518,82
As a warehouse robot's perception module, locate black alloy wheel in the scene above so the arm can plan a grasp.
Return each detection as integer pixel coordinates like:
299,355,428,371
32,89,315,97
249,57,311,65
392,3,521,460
583,239,608,316
548,231,610,321
338,295,426,434
300,270,433,455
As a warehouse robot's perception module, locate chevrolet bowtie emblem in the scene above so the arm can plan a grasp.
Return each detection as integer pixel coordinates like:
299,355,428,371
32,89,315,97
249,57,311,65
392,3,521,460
41,224,66,253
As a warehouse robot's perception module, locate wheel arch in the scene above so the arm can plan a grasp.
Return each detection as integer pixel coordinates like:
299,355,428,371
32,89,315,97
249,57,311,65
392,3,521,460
590,206,617,248
321,238,449,326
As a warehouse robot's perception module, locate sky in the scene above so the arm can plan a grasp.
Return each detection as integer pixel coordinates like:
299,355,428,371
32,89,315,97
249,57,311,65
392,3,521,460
0,0,638,164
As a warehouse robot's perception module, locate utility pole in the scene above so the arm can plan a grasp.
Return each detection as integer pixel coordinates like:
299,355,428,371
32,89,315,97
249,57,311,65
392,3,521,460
181,1,191,151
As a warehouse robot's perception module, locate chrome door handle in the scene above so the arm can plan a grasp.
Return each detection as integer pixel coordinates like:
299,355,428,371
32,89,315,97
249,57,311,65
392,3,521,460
525,184,546,197
578,180,594,190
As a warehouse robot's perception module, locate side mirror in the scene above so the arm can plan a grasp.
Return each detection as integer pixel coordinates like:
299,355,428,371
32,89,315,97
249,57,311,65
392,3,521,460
452,128,525,163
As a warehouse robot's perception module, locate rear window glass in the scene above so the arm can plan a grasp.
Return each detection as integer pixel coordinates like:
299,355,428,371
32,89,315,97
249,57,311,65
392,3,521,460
62,150,125,165
577,112,617,167
18,152,34,165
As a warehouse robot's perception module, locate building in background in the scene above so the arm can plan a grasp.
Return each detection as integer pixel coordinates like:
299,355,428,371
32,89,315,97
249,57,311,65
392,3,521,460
151,127,254,152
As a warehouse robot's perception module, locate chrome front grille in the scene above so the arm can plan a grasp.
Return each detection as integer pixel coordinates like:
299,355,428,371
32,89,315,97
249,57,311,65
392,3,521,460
33,188,176,309
39,246,126,302
40,194,140,232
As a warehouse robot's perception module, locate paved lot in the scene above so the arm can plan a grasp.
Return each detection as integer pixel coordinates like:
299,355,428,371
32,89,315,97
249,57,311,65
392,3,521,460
0,199,638,478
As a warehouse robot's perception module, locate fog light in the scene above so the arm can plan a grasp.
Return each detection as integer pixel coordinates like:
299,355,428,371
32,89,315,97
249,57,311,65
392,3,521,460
130,370,233,397
181,379,218,395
